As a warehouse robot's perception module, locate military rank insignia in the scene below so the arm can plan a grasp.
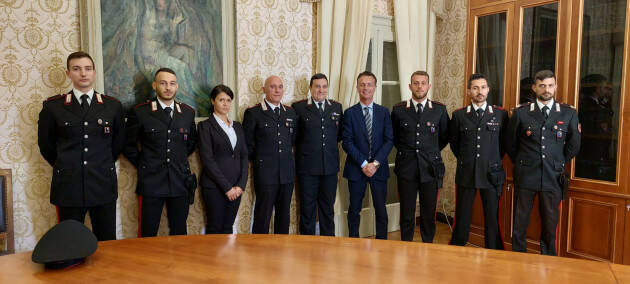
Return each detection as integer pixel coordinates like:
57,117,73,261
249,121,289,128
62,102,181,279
557,131,563,138
184,134,188,141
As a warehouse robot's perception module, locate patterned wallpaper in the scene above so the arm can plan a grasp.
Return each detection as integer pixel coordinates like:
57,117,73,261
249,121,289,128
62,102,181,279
0,0,81,252
433,0,468,216
1,0,312,252
234,0,312,234
373,0,394,16
2,0,465,251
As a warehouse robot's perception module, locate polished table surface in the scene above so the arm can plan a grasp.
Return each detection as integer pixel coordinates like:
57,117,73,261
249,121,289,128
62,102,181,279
0,234,628,283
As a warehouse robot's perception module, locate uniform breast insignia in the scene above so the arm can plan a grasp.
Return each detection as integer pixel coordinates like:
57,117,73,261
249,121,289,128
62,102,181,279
183,134,188,141
179,128,184,133
557,131,563,138
104,126,111,134
97,119,103,125
553,125,558,130
286,118,294,133
557,121,564,125
526,130,532,136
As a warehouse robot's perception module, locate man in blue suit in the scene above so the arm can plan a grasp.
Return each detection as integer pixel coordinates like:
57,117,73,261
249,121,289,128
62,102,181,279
342,71,394,239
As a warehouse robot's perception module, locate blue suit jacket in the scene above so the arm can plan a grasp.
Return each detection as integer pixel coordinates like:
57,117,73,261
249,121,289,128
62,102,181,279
342,102,394,181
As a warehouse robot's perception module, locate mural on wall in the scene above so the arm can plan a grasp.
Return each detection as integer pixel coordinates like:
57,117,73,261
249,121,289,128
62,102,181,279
100,0,223,116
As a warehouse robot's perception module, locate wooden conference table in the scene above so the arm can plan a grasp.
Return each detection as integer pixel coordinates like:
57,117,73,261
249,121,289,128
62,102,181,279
0,234,628,283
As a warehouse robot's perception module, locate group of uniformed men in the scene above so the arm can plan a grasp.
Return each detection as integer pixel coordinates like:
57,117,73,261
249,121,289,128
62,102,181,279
38,51,579,256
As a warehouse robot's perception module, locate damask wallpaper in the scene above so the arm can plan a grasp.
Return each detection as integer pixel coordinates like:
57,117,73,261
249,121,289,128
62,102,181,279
1,0,312,252
0,0,81,252
2,0,466,252
234,0,312,234
433,0,468,216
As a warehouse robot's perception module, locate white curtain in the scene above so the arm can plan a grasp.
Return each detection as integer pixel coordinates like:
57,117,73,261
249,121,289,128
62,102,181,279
393,0,437,100
317,0,374,108
316,0,374,236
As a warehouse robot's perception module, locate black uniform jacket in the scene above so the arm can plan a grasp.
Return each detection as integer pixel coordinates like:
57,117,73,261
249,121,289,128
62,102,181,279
124,99,197,197
38,91,125,207
197,116,248,192
391,99,449,183
449,104,509,189
507,101,581,191
242,100,298,185
291,97,343,176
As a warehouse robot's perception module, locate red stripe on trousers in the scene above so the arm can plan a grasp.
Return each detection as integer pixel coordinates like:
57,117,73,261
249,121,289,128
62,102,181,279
55,206,60,224
137,196,143,238
555,200,562,256
448,185,457,244
497,192,505,244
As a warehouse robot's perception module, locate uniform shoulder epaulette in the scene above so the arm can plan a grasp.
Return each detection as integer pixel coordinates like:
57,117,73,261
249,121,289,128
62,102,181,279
517,102,531,108
102,94,120,102
492,105,504,110
394,101,407,107
454,106,466,111
328,98,338,103
45,94,64,102
283,104,293,109
294,99,307,104
134,101,151,109
247,103,261,109
431,100,445,106
560,103,576,109
178,102,194,111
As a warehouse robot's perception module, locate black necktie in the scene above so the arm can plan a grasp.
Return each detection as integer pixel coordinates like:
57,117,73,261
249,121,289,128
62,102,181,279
542,106,549,119
318,102,324,114
274,107,280,118
417,103,423,115
476,108,484,117
164,107,173,121
80,94,89,115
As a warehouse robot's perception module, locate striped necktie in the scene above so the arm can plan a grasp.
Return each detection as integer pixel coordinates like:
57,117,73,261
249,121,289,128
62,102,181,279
363,106,372,155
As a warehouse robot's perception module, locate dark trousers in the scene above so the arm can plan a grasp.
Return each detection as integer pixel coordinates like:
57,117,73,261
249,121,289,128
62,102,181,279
512,189,562,255
298,174,337,236
57,201,116,241
347,178,388,240
398,178,438,243
138,195,189,237
202,187,241,234
449,186,504,249
252,183,294,234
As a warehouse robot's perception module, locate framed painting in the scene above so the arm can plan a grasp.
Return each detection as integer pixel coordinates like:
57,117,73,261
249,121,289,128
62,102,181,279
79,0,236,117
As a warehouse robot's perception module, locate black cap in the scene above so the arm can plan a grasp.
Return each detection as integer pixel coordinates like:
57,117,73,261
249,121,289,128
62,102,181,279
32,220,98,269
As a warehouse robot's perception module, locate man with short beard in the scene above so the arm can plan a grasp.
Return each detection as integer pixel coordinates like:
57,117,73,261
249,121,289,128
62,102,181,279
124,67,197,237
506,70,580,255
391,71,449,243
448,73,508,249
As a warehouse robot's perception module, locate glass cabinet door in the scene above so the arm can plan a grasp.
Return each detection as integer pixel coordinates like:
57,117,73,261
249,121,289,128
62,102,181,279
574,0,626,182
517,3,559,105
475,12,508,106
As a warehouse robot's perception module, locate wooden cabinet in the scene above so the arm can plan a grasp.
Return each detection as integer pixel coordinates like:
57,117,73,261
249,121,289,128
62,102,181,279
465,0,630,263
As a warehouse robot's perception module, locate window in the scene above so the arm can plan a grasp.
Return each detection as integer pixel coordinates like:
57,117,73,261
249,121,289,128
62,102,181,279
365,15,400,205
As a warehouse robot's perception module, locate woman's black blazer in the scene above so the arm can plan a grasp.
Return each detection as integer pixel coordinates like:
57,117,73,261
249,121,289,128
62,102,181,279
197,116,249,192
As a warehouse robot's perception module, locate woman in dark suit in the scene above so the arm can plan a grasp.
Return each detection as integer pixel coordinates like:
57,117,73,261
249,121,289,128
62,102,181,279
197,85,248,234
